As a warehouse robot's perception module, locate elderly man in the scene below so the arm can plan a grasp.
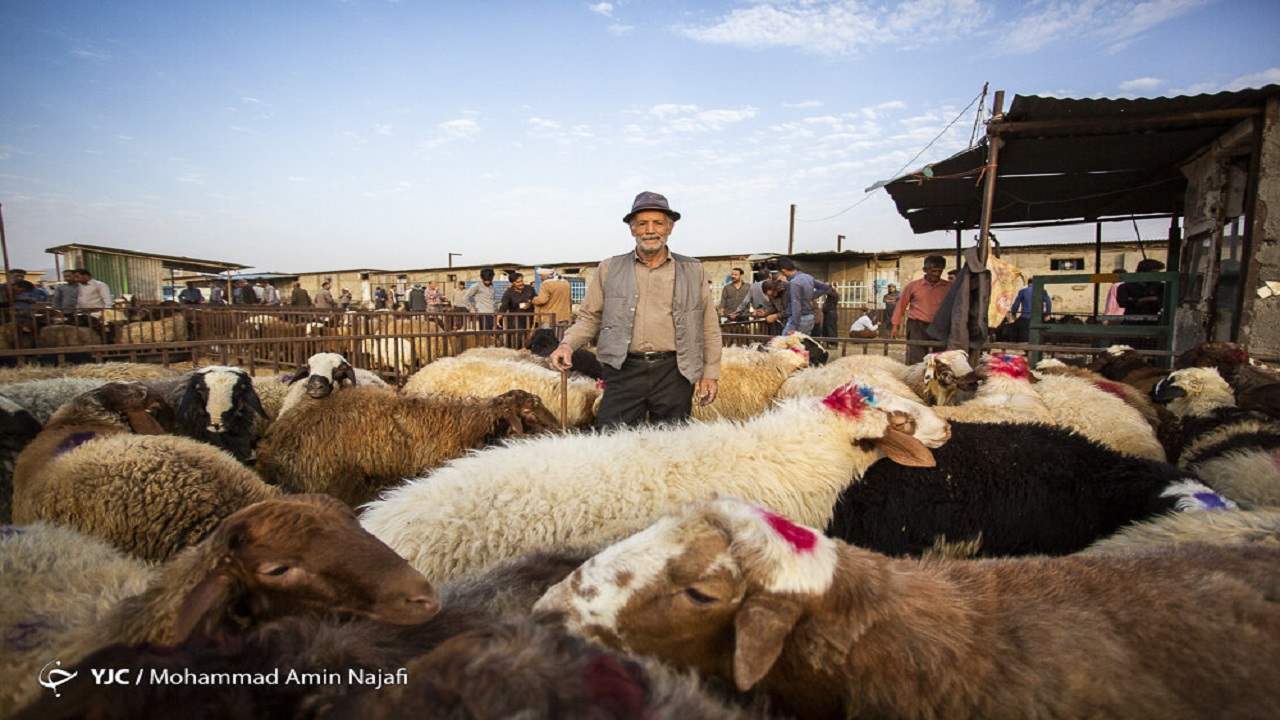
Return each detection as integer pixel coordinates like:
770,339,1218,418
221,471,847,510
550,191,722,428
314,280,336,309
531,268,572,327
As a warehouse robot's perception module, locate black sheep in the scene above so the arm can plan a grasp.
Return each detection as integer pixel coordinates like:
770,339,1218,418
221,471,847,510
827,422,1231,558
165,367,267,464
527,328,605,380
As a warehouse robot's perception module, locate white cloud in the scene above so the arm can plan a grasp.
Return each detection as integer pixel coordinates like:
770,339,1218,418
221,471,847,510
783,100,823,109
588,2,613,17
177,172,203,184
241,96,263,105
607,23,634,35
1170,67,1280,96
0,145,10,160
374,123,393,136
528,117,562,130
680,0,988,56
70,48,110,61
650,103,699,117
1118,76,1163,93
421,117,481,149
661,107,759,133
1003,0,1206,54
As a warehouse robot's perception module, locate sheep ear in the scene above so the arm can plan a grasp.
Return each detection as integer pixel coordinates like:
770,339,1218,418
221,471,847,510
125,409,166,435
171,571,238,644
875,427,935,467
244,387,268,418
335,363,357,387
286,366,310,385
733,596,802,692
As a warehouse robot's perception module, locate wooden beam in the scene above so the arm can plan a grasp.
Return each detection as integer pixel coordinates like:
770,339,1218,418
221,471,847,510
978,91,1005,263
991,107,1262,136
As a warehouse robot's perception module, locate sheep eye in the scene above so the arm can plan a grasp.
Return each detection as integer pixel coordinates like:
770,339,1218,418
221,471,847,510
262,565,290,576
684,587,717,604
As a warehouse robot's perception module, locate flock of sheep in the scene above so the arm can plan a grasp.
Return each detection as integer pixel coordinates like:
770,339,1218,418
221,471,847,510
1,334,1278,719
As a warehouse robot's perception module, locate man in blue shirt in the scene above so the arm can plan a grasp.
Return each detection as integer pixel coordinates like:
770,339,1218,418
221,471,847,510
1009,276,1052,342
777,257,831,335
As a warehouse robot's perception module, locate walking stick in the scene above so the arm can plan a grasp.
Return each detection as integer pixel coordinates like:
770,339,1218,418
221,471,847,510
559,367,569,431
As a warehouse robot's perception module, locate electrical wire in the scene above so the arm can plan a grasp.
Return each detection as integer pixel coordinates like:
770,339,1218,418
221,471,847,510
799,86,987,223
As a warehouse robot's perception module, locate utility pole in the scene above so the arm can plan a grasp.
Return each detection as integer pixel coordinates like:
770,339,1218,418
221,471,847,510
0,203,19,352
448,252,462,268
837,234,845,252
787,204,796,255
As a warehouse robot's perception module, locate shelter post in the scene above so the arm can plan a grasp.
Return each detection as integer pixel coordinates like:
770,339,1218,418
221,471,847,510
0,202,19,351
1093,222,1103,317
788,204,796,255
978,91,1005,263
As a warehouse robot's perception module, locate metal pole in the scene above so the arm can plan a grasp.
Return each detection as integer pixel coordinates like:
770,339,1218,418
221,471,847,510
0,203,20,352
448,252,462,268
787,204,796,255
954,227,962,269
559,369,568,431
1093,221,1102,318
978,91,1005,264
837,234,844,252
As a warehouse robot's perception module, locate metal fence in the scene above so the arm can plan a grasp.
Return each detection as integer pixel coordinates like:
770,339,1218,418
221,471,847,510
0,305,558,384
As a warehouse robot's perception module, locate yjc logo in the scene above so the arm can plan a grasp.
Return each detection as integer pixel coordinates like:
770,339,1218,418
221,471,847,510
38,660,78,698
91,668,133,685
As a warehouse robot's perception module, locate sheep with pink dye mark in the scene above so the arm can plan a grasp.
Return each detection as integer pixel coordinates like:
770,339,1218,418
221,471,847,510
536,497,1280,720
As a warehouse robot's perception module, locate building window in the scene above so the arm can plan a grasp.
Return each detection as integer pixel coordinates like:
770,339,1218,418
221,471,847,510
1050,258,1085,271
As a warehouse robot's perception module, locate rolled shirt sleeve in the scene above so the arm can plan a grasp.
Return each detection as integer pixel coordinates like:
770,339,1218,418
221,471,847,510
561,263,606,350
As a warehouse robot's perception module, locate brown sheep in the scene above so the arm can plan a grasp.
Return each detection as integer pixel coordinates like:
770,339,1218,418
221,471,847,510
255,387,559,506
537,497,1280,720
1088,344,1169,394
12,383,280,561
1,495,438,716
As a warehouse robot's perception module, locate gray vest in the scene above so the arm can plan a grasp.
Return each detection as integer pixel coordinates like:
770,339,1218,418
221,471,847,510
596,251,706,382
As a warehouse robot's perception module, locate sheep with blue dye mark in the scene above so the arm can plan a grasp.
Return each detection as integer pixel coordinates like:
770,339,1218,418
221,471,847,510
12,383,280,561
362,382,949,582
537,496,1280,720
826,419,1233,558
1155,366,1280,508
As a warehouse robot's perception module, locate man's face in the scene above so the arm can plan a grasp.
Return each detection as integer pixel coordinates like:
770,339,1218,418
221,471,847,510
923,264,944,283
513,277,524,289
629,210,674,257
730,270,742,284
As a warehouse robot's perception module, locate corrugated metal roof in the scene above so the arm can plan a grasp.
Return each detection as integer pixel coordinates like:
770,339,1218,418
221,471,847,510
884,85,1279,234
44,243,249,272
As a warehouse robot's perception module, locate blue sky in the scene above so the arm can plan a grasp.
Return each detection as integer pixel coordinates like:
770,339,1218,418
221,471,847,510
3,0,1279,273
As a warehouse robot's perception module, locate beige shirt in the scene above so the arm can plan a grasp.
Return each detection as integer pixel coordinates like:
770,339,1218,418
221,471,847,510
563,250,722,380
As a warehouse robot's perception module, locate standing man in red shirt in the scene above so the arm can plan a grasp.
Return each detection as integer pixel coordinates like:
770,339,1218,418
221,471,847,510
892,255,951,364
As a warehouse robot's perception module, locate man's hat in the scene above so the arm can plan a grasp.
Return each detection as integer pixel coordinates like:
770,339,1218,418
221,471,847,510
623,191,681,224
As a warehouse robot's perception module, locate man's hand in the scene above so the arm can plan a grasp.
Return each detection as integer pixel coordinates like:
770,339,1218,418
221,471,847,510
892,323,903,338
549,342,574,371
696,378,719,406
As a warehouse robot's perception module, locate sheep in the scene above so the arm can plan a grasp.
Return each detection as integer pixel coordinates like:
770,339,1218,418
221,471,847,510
403,356,602,427
777,355,920,402
0,361,180,384
251,374,291,422
691,341,810,421
149,366,267,464
536,496,1280,720
824,352,910,379
22,610,754,720
903,350,977,406
114,314,187,344
362,382,950,583
825,420,1232,558
1084,509,1280,555
12,383,281,561
1154,366,1280,507
440,546,600,618
1088,343,1169,393
257,387,560,507
527,327,606,379
929,354,1054,424
0,377,107,424
1034,359,1164,431
36,322,101,347
769,332,829,366
0,495,438,717
1,394,42,524
277,352,389,418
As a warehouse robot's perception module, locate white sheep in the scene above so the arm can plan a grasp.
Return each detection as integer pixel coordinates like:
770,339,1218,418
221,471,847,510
777,355,920,402
403,356,601,427
278,352,389,417
691,341,809,421
361,382,949,582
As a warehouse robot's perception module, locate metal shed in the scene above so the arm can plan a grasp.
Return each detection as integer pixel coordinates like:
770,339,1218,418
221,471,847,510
45,243,248,302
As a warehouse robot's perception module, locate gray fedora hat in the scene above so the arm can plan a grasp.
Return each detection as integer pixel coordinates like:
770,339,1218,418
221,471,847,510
623,191,681,224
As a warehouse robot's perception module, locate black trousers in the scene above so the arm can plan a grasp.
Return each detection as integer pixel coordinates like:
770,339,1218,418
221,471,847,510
595,354,693,429
905,318,939,364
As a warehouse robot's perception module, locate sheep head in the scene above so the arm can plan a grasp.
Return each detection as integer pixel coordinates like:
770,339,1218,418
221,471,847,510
180,366,265,434
172,494,438,644
1174,341,1251,385
535,497,838,693
921,350,976,406
820,382,945,465
50,381,172,434
1153,367,1236,418
289,352,359,399
490,389,559,436
768,333,829,367
1089,345,1151,380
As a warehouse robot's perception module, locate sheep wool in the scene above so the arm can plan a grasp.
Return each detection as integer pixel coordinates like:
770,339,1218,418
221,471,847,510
1084,508,1280,556
362,383,948,583
691,343,809,421
403,356,600,427
0,362,180,385
0,377,107,424
14,433,280,561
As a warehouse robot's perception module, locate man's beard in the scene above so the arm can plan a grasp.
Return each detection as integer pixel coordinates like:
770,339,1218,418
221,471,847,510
636,235,665,257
